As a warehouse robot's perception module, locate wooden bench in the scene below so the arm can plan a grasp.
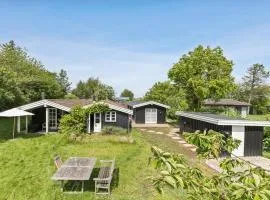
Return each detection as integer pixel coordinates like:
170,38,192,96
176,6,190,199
93,159,115,195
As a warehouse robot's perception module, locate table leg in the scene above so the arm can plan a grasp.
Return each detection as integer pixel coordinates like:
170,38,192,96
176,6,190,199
82,181,84,192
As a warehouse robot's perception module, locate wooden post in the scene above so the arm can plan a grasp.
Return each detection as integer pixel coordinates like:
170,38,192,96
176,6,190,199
46,107,49,133
25,116,28,134
17,116,21,133
13,117,16,139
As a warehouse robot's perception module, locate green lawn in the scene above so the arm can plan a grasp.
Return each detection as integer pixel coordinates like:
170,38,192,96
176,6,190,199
0,119,184,200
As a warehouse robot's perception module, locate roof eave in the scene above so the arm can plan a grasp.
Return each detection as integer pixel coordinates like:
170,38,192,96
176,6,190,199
133,101,170,109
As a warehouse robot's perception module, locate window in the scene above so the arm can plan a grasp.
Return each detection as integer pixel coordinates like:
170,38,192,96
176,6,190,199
105,111,116,122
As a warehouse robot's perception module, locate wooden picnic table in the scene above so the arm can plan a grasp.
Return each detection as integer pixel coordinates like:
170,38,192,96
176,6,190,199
52,157,97,192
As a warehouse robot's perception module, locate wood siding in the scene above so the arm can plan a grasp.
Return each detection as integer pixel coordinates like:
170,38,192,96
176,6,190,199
179,116,232,135
102,110,130,129
244,126,263,156
134,105,166,124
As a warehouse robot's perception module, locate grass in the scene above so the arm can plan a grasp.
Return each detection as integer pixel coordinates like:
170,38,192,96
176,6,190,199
139,128,215,176
0,119,185,200
247,114,270,121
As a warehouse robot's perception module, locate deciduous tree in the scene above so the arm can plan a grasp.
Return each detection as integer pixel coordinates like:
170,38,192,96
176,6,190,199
0,40,64,110
72,77,115,100
120,89,134,101
144,81,188,118
242,64,269,104
168,45,235,110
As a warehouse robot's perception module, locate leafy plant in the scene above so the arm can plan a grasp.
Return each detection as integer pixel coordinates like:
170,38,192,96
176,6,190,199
150,146,270,200
59,104,110,139
168,45,236,110
102,126,127,135
183,130,240,159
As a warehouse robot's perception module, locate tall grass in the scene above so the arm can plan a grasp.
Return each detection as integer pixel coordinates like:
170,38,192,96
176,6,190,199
0,129,176,200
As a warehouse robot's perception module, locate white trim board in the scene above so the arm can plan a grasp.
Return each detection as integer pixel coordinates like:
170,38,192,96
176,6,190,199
133,101,170,109
16,99,133,115
176,112,270,127
18,100,71,112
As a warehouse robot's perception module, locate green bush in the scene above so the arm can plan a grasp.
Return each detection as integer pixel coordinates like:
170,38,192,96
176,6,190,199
102,126,127,135
59,106,87,139
59,104,110,140
263,127,270,151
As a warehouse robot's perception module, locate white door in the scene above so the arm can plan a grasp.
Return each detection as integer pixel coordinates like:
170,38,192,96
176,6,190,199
94,113,102,132
145,108,157,124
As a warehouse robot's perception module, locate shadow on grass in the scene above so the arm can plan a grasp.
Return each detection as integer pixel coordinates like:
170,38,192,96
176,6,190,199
61,168,120,193
0,132,45,143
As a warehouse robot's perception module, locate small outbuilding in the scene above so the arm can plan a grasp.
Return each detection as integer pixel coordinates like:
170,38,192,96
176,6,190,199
203,99,250,118
127,101,170,124
176,112,270,157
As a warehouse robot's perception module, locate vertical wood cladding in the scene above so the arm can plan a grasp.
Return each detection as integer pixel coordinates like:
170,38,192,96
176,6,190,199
179,116,232,135
244,126,263,156
102,110,130,129
134,105,166,124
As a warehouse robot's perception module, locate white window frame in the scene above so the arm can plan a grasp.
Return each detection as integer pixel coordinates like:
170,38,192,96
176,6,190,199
105,111,116,122
48,108,57,129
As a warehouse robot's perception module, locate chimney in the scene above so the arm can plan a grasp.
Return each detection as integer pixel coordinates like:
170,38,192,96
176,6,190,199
41,92,45,100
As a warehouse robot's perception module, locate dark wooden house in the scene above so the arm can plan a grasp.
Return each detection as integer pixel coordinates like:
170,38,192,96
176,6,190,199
176,112,270,157
14,99,133,133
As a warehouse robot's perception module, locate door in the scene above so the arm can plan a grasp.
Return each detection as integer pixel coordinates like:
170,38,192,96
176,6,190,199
244,128,263,156
48,108,57,130
94,113,102,132
145,108,157,124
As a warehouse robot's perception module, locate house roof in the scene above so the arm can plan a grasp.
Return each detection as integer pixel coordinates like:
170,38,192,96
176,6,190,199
127,101,144,107
176,111,270,127
49,99,93,108
17,99,133,115
127,101,170,109
203,99,250,106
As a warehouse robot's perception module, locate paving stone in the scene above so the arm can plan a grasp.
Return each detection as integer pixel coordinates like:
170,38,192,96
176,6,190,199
190,148,197,152
147,130,155,133
140,129,146,131
183,143,195,148
171,136,181,140
156,131,163,134
178,141,187,144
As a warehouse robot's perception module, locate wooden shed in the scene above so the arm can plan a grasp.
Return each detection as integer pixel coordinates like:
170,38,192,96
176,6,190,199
128,101,170,124
176,112,270,157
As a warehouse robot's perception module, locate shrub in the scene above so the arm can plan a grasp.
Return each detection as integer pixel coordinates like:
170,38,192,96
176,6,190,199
59,104,110,140
102,126,127,135
59,106,87,139
263,127,270,151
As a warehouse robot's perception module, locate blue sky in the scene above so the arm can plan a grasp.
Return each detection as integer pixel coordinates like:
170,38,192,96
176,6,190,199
1,1,270,97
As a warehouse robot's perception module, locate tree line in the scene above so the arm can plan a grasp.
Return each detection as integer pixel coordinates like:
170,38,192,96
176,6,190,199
145,45,270,116
1,41,269,115
0,41,135,111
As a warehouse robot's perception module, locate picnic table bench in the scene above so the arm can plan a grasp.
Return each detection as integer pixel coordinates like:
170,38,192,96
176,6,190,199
52,157,96,192
94,159,115,195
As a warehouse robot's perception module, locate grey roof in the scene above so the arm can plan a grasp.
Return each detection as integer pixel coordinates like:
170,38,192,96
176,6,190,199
176,111,270,127
178,112,242,120
203,99,250,106
127,101,145,107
